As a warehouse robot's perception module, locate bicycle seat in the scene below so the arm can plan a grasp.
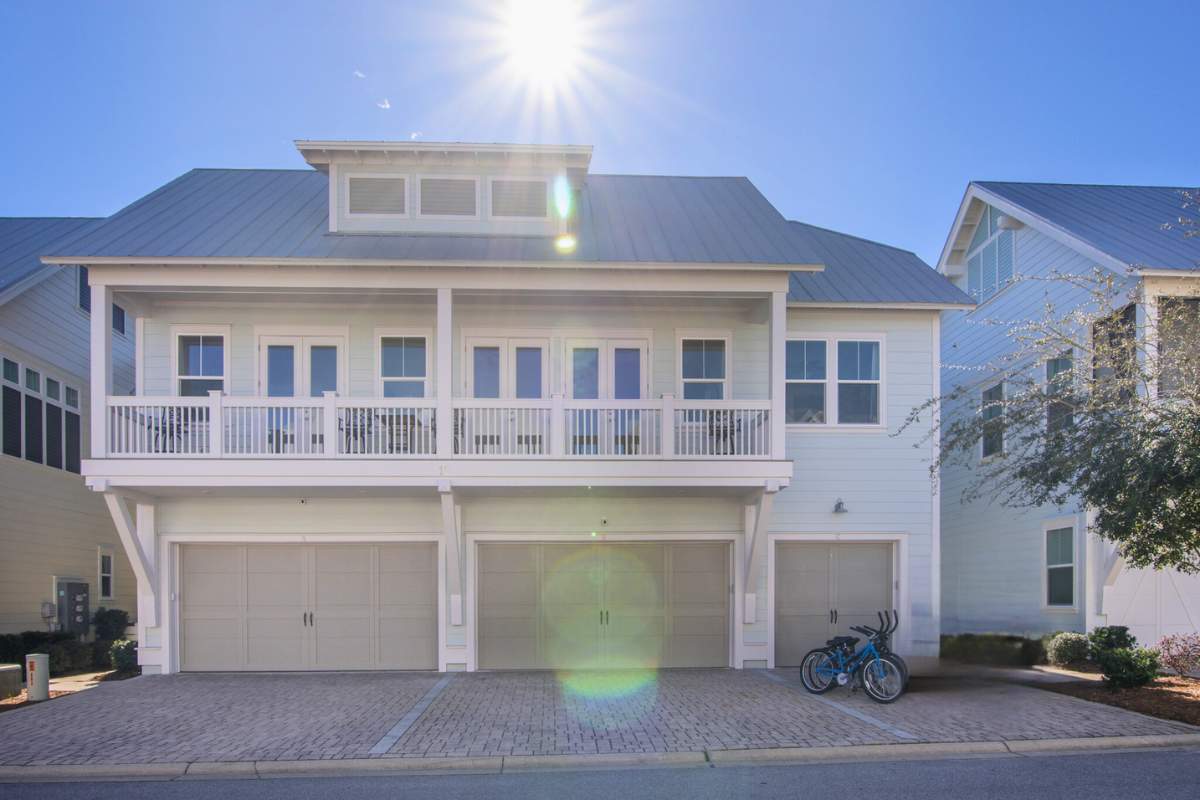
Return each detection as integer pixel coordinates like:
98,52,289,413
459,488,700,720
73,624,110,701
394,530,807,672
826,635,859,649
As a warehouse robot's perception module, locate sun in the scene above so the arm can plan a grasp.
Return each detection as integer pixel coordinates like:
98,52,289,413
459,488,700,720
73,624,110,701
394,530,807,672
502,0,583,92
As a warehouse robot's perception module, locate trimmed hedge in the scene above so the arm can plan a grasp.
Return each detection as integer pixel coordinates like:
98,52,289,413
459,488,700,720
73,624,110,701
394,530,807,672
1097,647,1160,689
93,608,130,641
1046,632,1090,666
941,634,1046,667
110,640,138,673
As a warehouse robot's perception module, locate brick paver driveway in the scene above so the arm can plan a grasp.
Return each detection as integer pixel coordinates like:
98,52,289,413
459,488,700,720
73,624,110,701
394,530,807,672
0,669,1193,766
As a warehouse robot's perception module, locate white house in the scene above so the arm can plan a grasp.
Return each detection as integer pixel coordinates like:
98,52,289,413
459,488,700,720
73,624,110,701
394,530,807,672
937,181,1200,645
41,140,969,675
0,218,136,634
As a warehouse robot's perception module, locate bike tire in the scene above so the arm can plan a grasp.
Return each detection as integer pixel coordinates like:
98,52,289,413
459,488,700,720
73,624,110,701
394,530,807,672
885,652,910,688
861,655,905,704
799,648,838,694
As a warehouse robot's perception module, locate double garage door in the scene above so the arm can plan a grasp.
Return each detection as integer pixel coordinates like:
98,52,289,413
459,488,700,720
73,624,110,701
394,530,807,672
478,542,730,669
180,544,437,671
775,542,894,666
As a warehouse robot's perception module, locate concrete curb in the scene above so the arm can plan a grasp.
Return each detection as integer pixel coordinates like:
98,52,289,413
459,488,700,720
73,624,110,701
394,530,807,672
3,733,1199,783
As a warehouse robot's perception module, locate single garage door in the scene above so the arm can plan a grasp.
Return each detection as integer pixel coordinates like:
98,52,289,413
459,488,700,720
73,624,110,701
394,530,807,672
478,541,729,670
775,542,893,667
180,543,436,671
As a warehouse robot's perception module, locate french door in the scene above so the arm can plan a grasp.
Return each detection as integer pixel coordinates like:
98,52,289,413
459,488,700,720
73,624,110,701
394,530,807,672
255,336,344,454
567,339,649,455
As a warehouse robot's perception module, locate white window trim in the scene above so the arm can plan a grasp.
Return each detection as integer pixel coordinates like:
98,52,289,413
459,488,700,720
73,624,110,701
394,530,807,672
416,174,481,221
112,303,129,338
980,380,1005,462
375,327,434,398
170,324,232,396
0,352,79,469
343,171,411,220
463,336,551,399
783,338,829,426
486,175,551,220
98,546,115,600
564,336,652,400
676,331,732,401
786,333,887,431
76,266,90,317
1042,517,1079,612
251,326,350,397
965,213,1017,306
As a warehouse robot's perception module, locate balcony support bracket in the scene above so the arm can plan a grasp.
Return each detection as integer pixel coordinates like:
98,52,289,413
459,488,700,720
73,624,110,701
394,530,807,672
439,481,464,625
103,492,159,627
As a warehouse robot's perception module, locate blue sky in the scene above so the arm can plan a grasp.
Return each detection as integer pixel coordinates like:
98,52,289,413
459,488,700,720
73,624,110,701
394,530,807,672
2,0,1197,264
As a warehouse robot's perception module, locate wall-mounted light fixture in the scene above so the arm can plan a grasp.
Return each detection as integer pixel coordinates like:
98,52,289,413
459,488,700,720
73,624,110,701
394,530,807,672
832,498,848,514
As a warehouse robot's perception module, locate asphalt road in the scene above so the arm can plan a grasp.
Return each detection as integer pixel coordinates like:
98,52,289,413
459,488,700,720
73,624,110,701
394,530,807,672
6,748,1200,799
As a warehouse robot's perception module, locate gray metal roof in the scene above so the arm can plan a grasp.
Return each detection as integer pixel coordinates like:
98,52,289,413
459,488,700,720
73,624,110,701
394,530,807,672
0,217,103,295
976,181,1200,271
786,221,973,306
45,168,826,266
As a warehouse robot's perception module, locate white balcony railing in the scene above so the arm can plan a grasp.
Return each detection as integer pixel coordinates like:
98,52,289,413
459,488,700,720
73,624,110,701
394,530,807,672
105,394,773,460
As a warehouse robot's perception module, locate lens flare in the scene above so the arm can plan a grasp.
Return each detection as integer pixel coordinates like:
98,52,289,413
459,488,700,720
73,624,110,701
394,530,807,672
554,233,578,254
503,0,582,92
554,174,573,219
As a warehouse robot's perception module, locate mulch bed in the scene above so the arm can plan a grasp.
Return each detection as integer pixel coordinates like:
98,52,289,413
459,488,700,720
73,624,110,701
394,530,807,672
1041,676,1200,727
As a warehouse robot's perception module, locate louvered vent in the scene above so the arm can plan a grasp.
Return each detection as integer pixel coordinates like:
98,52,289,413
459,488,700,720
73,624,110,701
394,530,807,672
491,179,548,218
348,177,406,215
420,178,477,216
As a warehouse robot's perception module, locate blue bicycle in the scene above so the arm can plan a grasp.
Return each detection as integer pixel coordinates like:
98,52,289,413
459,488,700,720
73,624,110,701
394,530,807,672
799,611,907,703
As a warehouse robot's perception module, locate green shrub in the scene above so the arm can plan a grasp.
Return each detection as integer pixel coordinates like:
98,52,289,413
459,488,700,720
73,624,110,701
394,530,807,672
0,631,78,679
941,634,1044,667
109,640,138,674
1046,632,1090,666
93,608,131,641
1089,626,1136,657
1097,647,1160,689
47,640,93,676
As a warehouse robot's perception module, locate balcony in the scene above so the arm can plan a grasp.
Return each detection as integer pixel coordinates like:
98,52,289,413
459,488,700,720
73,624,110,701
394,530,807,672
103,394,774,460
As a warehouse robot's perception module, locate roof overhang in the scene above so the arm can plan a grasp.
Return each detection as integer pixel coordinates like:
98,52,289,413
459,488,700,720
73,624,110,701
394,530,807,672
295,140,594,174
788,300,975,311
937,183,1129,277
41,255,823,273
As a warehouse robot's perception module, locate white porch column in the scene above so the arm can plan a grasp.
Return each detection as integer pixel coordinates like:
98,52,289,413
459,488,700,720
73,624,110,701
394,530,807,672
436,288,453,457
90,282,113,459
768,290,787,460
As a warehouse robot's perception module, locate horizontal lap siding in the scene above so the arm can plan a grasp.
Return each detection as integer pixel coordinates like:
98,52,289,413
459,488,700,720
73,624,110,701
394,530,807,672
940,225,1103,635
760,308,940,656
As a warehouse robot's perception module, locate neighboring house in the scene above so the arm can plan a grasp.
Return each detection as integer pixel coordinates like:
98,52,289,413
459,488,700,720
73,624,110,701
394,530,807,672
0,218,136,635
937,181,1200,644
40,140,969,675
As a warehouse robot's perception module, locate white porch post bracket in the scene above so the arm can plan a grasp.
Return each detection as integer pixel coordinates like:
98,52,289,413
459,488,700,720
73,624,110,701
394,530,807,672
768,290,787,460
322,391,338,457
550,393,565,456
90,282,113,459
439,480,464,625
661,393,676,459
742,483,778,623
208,390,224,458
436,288,453,458
102,492,158,627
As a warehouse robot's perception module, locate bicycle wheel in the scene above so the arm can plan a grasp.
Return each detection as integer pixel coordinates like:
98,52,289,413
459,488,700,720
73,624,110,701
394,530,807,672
862,655,905,703
799,648,838,694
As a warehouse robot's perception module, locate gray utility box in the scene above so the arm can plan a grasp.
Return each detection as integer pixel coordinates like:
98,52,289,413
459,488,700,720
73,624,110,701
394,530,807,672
56,581,89,635
0,664,20,699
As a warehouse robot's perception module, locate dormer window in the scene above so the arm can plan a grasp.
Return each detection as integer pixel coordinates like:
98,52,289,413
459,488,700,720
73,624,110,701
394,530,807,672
419,177,478,218
966,205,1015,303
348,177,407,215
491,179,549,218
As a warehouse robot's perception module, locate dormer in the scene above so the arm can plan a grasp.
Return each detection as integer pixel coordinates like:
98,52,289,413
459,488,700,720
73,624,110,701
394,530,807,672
295,140,592,237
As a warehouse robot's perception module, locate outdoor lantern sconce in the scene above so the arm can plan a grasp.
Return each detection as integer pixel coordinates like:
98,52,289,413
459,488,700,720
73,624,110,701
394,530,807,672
833,498,848,514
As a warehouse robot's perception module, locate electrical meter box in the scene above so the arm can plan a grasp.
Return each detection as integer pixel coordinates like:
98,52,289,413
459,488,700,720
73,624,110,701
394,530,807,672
56,581,89,635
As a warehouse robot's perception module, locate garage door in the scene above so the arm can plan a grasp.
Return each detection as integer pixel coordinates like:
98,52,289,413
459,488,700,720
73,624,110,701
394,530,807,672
180,543,436,671
1103,567,1200,646
775,542,892,667
478,541,729,670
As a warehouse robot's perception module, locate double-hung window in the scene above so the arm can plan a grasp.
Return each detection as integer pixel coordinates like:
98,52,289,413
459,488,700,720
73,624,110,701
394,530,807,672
1046,352,1074,433
680,338,727,400
99,548,115,600
380,336,428,397
785,340,826,423
981,382,1004,458
1045,526,1075,607
837,341,881,424
176,335,226,396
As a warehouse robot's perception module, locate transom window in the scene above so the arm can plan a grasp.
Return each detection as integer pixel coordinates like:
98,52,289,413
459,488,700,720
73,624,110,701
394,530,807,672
785,340,826,423
177,335,226,396
1045,526,1075,607
981,382,1004,458
380,336,428,398
680,338,727,400
837,341,881,425
966,205,1015,303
